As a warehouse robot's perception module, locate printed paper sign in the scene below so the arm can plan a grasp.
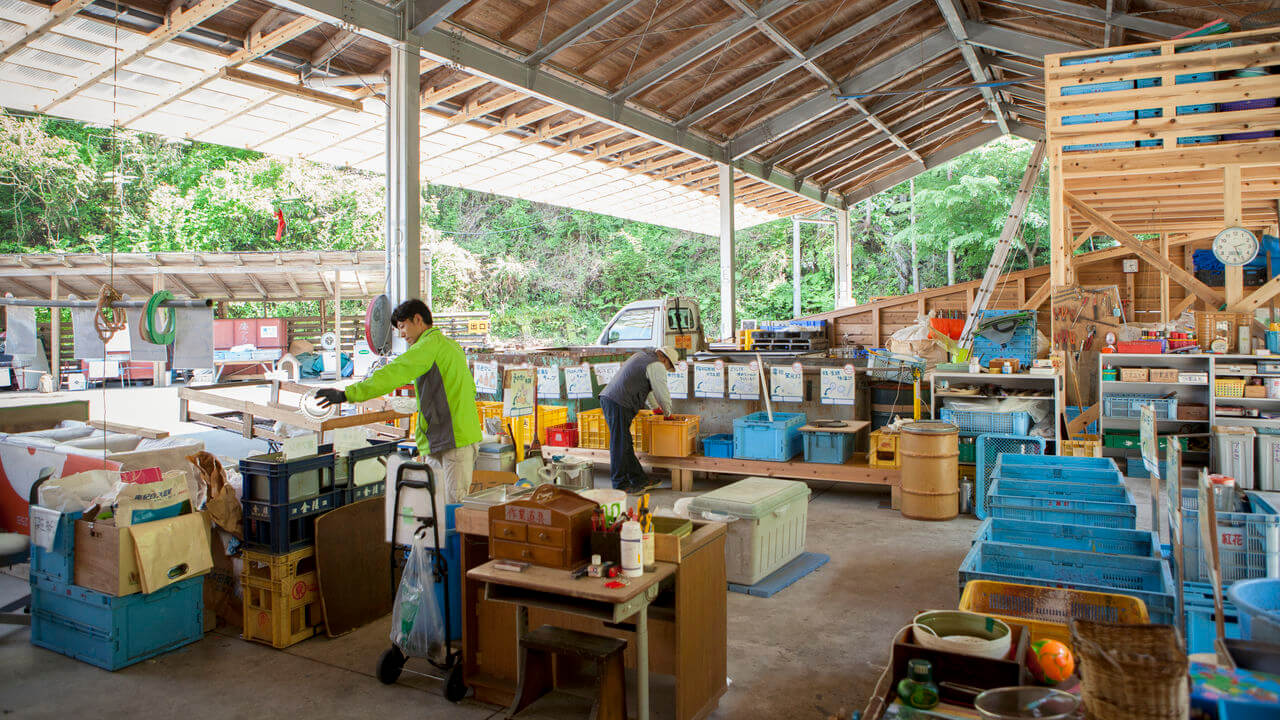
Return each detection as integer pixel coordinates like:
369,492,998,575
28,506,62,551
693,363,724,399
667,362,689,400
259,325,278,338
473,361,499,394
536,366,561,399
593,362,620,387
564,365,594,399
821,365,856,406
770,364,804,403
1139,403,1160,480
728,364,760,400
503,368,536,418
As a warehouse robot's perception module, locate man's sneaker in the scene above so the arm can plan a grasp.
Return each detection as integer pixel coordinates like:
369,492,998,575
633,476,664,493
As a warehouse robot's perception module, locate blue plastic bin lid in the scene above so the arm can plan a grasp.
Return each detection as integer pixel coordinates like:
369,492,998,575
687,476,810,520
478,441,514,454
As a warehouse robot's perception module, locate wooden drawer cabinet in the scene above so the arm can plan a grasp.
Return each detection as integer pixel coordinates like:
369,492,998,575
527,526,564,548
487,485,594,570
492,521,527,543
491,539,564,567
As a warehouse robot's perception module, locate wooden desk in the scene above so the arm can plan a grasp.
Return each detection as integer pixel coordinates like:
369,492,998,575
458,508,727,720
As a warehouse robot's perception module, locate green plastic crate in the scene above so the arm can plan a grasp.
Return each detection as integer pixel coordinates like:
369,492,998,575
1103,432,1188,451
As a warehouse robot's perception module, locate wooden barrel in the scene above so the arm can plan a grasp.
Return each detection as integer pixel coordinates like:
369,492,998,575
900,420,959,521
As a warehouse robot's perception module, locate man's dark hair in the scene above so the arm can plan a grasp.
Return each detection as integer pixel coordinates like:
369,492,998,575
391,299,432,327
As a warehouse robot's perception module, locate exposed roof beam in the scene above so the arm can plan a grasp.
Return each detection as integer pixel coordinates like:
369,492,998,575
844,124,1005,204
38,0,241,113
426,115,593,174
678,0,921,128
310,28,358,68
962,21,1085,60
120,15,322,125
221,67,364,112
823,110,987,191
524,0,638,67
609,0,794,102
164,273,200,298
987,56,1042,77
419,104,562,164
0,0,95,63
457,127,626,186
731,29,957,159
410,0,472,36
998,0,1185,38
1004,84,1044,105
934,0,1009,134
1003,102,1043,122
576,0,698,71
420,75,489,108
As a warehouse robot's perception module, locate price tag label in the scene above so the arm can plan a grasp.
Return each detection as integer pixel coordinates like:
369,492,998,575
536,366,561,399
564,366,594,399
728,364,760,400
667,361,688,400
693,363,724,399
820,365,856,406
770,364,803,403
473,361,499,394
593,362,620,387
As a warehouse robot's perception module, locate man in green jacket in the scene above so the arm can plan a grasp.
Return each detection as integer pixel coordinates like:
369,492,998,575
317,299,481,502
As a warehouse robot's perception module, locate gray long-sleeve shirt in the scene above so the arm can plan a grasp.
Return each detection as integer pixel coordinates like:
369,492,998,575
600,349,672,412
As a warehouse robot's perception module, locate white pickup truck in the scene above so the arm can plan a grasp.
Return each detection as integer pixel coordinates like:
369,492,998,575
594,297,707,353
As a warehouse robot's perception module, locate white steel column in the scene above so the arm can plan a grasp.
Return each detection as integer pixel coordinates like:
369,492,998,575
386,41,421,306
792,217,802,318
834,208,852,308
719,164,736,339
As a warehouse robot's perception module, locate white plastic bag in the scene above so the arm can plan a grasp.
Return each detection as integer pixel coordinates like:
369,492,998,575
390,536,446,662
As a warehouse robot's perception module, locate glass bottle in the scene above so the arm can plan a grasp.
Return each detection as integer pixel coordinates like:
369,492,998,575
896,658,940,709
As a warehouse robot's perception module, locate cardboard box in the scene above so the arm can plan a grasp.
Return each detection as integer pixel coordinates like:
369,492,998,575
75,518,143,596
74,512,212,596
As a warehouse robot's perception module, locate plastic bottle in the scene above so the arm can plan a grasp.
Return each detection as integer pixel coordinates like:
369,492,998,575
896,658,940,709
620,521,643,578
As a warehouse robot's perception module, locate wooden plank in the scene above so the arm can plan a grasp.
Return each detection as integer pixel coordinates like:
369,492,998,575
541,446,899,487
1060,140,1280,177
1046,38,1280,85
87,420,169,439
315,498,393,637
221,68,364,112
1022,280,1052,310
1048,108,1280,147
1064,192,1225,309
1050,75,1280,117
1233,273,1280,312
1172,294,1198,316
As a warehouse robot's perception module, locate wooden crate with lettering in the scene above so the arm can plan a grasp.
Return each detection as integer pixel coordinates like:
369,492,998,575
488,485,595,570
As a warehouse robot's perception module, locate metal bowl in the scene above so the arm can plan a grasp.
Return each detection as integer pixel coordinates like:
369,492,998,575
974,686,1079,719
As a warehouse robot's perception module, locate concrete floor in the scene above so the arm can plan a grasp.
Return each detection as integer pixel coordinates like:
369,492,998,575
1,386,1152,719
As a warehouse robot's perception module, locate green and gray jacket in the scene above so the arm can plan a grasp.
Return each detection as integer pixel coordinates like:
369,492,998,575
343,328,481,456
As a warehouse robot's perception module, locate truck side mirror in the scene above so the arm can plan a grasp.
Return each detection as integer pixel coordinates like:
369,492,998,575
607,330,620,343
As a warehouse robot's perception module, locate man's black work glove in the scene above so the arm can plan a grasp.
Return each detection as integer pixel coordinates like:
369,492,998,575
316,388,346,408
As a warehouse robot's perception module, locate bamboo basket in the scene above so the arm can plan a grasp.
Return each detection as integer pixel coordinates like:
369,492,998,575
1069,620,1187,720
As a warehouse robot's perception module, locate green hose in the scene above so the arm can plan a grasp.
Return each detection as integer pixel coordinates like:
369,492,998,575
144,290,176,345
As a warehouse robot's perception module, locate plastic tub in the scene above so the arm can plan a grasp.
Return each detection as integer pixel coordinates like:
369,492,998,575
732,411,806,461
1228,578,1280,644
688,477,810,585
701,433,734,458
974,517,1159,557
802,430,854,464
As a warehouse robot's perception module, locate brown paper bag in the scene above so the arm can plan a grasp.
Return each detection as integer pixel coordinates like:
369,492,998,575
130,511,213,594
189,452,242,538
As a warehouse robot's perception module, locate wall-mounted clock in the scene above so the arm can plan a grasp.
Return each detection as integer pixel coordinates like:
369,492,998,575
1213,226,1259,266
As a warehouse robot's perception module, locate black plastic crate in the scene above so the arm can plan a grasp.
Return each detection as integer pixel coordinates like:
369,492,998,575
242,490,340,553
239,451,335,505
1245,266,1268,286
343,480,386,505
320,438,398,490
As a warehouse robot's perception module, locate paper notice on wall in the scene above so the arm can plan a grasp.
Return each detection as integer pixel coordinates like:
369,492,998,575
728,364,760,400
536,366,561,399
564,366,593,399
503,368,535,418
593,362,620,387
1139,403,1160,480
473,361,499,394
124,306,167,362
6,306,37,357
693,362,724,399
172,307,214,370
70,302,107,359
770,364,804,403
667,362,689,400
821,366,857,406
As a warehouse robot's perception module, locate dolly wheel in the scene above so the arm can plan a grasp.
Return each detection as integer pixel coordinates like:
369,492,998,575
377,646,407,685
444,663,467,702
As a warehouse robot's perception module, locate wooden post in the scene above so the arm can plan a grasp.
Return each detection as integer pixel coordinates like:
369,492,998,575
333,271,343,365
1050,147,1068,287
1224,166,1244,307
319,299,326,333
1159,233,1170,322
49,277,61,386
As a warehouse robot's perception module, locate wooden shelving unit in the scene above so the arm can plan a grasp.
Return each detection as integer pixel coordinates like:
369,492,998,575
929,371,1063,449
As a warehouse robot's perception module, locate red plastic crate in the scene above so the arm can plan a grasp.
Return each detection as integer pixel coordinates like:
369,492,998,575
1115,340,1164,354
545,423,578,447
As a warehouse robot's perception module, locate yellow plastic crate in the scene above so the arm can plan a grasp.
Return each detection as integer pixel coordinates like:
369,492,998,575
476,400,504,433
868,430,900,468
630,409,656,452
1061,435,1102,458
1215,377,1245,398
959,579,1149,650
579,408,610,449
241,547,322,649
649,415,700,457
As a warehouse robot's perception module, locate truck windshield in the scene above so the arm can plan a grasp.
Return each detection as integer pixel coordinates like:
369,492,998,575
608,309,654,342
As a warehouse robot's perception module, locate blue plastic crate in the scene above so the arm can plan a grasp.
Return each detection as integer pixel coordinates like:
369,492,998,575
958,540,1175,624
974,435,1046,520
1064,141,1138,152
1103,393,1178,419
991,477,1134,505
969,309,1038,367
733,412,806,462
30,574,203,671
801,430,854,464
988,488,1138,529
1185,581,1242,654
242,489,342,554
974,517,1160,557
1060,79,1136,96
28,510,81,584
994,453,1122,478
701,433,734,458
1065,405,1099,434
1126,456,1173,480
940,407,1032,435
1061,49,1158,66
1062,109,1136,125
1179,134,1221,145
1178,490,1280,584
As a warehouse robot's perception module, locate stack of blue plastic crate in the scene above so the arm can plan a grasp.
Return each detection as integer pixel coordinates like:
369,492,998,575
28,510,204,670
959,454,1177,625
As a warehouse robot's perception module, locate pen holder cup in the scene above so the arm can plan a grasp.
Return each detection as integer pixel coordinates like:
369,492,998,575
590,532,621,565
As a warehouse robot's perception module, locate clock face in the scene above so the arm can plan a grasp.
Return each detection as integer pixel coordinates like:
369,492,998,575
1213,226,1259,266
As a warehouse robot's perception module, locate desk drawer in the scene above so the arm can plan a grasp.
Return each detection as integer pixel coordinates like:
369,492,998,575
492,540,562,567
526,526,564,548
491,521,527,543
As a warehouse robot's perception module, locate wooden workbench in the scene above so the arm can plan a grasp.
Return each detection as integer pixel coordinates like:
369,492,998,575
457,508,728,720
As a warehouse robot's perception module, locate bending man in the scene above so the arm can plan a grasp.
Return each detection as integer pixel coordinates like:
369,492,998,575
598,347,677,494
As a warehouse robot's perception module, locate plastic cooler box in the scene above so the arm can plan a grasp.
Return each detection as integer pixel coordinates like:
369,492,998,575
688,477,811,585
733,412,806,461
476,441,515,473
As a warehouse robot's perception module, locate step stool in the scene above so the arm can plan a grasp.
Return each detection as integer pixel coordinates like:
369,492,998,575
508,625,628,720
868,430,901,468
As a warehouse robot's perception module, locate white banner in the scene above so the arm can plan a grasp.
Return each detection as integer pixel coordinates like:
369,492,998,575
536,366,561,399
473,361,499,394
728,363,760,400
593,362,621,387
564,365,594,399
770,364,804,403
503,368,536,417
693,362,724,399
667,361,689,400
820,365,857,406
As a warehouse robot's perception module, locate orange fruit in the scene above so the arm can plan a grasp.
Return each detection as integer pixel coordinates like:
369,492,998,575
1027,639,1075,684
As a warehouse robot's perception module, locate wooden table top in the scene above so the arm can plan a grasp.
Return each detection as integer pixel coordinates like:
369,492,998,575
798,420,870,434
468,559,675,604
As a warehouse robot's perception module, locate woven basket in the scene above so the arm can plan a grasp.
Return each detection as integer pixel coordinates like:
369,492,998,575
1070,620,1188,720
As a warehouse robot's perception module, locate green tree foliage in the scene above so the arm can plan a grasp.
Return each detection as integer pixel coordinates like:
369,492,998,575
1,112,1045,343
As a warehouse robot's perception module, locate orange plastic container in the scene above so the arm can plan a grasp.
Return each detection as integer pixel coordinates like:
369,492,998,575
648,415,700,457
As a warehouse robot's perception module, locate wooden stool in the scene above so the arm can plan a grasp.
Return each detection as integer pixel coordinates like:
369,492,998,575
507,625,628,720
